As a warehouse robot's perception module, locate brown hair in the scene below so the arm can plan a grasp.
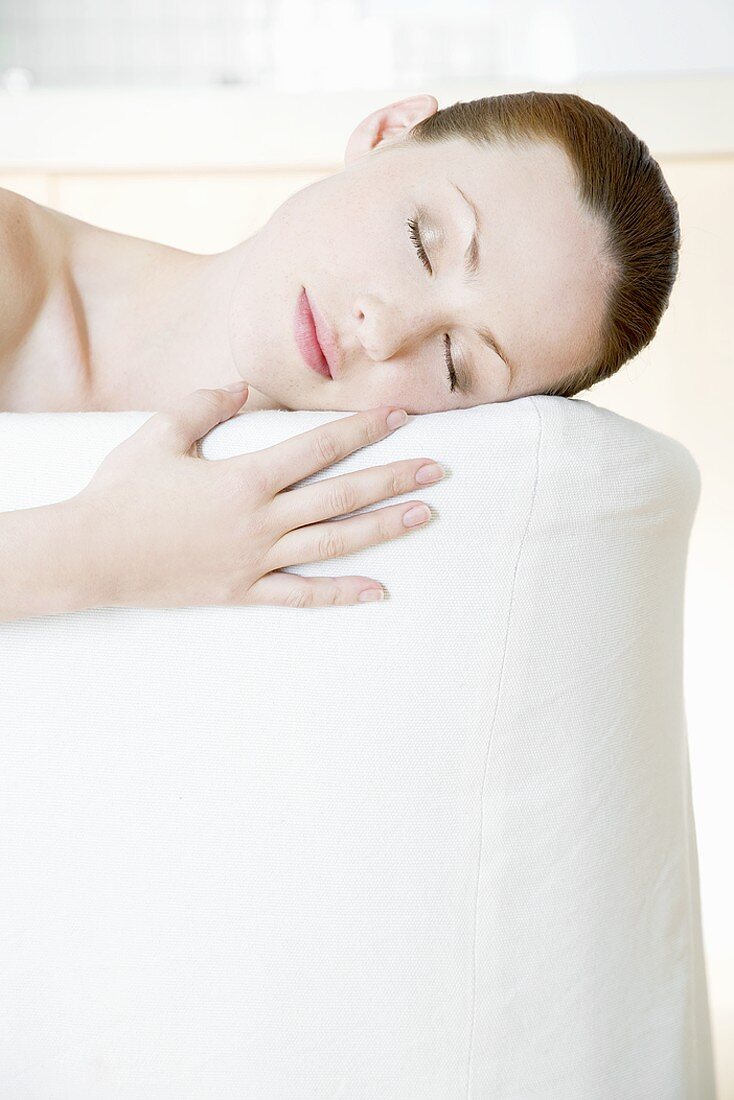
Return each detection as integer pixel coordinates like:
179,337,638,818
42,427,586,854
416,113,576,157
403,91,681,399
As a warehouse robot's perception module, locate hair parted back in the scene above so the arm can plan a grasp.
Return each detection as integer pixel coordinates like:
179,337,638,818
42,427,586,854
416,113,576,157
402,91,681,399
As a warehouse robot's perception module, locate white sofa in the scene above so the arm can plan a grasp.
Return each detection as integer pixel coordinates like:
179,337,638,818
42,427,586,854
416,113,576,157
0,395,717,1098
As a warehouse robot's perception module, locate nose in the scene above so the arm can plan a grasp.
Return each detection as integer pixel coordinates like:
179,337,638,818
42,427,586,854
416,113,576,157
354,294,442,363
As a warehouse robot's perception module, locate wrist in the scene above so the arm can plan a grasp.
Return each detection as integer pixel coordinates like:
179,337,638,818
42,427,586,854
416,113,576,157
55,494,115,614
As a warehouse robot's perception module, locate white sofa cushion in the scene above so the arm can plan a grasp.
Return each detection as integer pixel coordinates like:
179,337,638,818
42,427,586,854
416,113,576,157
0,395,717,1098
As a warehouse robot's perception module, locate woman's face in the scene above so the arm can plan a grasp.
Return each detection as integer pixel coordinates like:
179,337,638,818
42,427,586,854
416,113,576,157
228,96,611,413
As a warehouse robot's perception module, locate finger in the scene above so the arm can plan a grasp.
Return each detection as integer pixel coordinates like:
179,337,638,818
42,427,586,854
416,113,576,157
226,406,409,497
144,383,250,455
240,572,386,608
269,457,444,531
267,499,433,571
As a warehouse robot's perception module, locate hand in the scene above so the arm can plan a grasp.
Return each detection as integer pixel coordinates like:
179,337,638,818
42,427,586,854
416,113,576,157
73,382,446,609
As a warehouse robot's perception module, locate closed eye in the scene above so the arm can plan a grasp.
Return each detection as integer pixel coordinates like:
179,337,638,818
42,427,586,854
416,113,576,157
407,215,460,394
407,216,431,273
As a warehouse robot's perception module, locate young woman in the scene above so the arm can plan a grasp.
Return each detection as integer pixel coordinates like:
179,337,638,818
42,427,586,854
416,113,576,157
0,91,679,619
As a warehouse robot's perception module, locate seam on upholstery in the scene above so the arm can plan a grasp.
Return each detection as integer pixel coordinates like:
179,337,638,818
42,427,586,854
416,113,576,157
464,396,544,1099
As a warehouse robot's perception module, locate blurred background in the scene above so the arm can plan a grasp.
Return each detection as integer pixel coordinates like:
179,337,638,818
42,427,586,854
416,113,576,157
1,0,732,1092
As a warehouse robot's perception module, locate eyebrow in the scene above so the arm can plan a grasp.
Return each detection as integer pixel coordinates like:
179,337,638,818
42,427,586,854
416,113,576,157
449,180,518,393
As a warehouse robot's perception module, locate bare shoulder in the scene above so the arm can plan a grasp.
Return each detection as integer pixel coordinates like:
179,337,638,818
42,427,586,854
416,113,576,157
0,186,60,359
0,185,45,269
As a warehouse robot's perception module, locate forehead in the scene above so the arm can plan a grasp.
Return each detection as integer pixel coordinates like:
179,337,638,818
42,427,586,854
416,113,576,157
402,136,610,393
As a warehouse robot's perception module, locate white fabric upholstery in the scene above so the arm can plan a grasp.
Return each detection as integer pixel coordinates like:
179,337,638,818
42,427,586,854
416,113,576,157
0,395,716,1098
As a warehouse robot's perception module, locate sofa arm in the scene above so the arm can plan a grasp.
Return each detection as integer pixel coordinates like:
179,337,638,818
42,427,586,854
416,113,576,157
0,395,715,1098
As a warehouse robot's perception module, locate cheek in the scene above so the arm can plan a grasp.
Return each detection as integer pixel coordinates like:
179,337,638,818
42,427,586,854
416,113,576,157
264,182,337,261
372,352,450,412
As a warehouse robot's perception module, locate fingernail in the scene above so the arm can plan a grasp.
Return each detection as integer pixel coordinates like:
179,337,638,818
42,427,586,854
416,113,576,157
403,505,431,527
415,463,445,484
358,587,384,603
224,380,249,391
387,409,408,430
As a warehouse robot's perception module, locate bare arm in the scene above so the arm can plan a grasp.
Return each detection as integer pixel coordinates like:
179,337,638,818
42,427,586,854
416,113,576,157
0,497,99,622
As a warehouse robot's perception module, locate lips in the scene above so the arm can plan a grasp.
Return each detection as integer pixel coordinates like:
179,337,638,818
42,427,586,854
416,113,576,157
294,288,340,379
306,291,341,379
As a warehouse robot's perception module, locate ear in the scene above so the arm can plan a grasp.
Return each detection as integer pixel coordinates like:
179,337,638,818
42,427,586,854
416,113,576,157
344,94,438,167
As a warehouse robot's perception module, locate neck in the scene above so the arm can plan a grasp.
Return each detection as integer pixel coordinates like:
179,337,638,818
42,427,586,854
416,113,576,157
66,218,265,411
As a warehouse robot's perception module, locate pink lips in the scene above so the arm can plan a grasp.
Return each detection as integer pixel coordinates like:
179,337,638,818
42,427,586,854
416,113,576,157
294,288,336,379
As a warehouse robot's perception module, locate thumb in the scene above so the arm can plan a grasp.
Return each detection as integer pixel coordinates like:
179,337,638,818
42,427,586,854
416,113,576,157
157,381,250,455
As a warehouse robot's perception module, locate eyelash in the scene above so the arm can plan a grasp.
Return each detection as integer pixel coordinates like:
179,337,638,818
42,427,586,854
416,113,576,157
407,215,458,393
